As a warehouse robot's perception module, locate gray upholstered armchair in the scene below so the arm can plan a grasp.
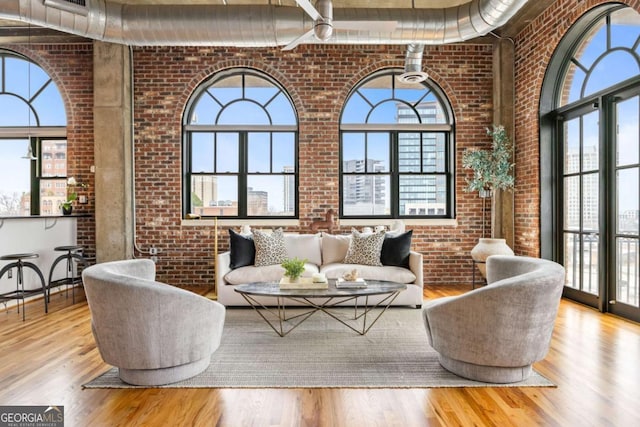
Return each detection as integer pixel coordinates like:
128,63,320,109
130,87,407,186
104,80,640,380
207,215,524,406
423,255,565,383
82,259,225,386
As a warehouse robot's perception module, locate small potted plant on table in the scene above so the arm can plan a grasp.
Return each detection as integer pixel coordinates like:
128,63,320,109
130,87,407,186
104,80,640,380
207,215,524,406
281,257,306,284
60,177,85,215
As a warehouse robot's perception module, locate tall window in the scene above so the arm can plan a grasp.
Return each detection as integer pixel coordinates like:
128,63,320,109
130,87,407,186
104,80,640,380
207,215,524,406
0,50,67,216
183,69,298,218
340,70,454,218
541,4,640,322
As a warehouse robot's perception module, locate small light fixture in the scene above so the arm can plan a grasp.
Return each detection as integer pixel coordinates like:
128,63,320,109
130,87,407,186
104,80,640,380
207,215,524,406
397,44,429,84
21,144,37,160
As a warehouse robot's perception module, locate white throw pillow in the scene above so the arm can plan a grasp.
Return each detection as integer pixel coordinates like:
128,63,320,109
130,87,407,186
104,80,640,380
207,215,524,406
343,229,385,266
253,229,288,266
284,233,322,266
321,233,352,264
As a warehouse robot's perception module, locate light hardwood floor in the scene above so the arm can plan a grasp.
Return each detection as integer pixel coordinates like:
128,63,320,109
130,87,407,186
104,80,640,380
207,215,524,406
0,285,639,427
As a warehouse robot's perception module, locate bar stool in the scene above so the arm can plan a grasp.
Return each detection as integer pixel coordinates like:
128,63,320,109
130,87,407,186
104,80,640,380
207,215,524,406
47,245,91,304
0,253,48,321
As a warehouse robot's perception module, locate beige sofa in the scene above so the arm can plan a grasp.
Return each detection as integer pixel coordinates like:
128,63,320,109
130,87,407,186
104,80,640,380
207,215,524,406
216,232,424,307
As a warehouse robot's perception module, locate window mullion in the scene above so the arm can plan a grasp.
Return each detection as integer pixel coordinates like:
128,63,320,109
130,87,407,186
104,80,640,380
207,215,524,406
31,137,39,215
239,132,248,218
391,132,398,218
270,133,274,174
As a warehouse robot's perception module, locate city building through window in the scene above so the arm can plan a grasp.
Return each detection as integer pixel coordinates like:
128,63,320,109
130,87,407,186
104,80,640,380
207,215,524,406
183,69,298,218
340,70,454,218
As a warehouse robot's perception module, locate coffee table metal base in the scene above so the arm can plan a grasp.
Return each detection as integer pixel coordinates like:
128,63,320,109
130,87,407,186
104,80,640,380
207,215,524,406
239,292,402,337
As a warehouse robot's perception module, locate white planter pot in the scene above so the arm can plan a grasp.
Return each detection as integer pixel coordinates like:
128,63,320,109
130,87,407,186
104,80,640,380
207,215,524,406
470,238,514,278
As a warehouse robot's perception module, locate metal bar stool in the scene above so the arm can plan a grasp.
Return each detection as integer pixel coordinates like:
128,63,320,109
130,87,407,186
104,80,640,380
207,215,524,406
47,245,90,304
0,253,48,321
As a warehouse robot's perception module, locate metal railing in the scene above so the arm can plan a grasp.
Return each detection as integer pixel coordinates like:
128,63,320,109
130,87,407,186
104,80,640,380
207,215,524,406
565,233,639,307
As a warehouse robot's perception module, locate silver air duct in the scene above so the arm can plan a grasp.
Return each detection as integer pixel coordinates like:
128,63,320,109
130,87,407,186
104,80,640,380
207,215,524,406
398,44,428,83
0,0,527,47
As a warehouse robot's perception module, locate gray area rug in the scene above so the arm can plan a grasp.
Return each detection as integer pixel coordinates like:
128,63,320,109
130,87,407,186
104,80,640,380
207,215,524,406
84,307,554,389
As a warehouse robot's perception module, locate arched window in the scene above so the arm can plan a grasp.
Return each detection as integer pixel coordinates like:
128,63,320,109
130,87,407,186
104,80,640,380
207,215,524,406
340,70,454,218
541,5,640,321
559,8,640,106
183,69,298,218
0,50,67,216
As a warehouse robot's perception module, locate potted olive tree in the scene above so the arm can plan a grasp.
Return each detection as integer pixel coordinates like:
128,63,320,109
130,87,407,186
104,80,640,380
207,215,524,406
462,125,515,277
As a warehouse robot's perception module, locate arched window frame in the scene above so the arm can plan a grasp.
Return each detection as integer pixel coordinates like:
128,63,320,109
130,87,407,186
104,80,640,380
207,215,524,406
182,68,299,219
339,69,455,219
540,4,640,259
540,4,640,321
0,50,67,216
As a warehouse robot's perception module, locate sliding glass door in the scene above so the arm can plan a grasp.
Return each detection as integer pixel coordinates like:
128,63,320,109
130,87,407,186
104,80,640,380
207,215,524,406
561,107,601,307
612,91,640,321
558,86,640,322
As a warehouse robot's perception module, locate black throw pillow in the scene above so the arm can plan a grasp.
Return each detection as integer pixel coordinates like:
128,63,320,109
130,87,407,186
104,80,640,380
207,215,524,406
228,229,255,269
380,230,413,268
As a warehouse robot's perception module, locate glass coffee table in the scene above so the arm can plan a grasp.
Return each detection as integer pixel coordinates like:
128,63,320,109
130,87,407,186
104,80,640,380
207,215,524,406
234,280,406,337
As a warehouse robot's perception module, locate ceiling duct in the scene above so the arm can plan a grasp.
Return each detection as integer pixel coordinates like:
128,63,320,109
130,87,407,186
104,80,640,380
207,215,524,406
398,44,428,84
0,0,528,47
43,0,88,17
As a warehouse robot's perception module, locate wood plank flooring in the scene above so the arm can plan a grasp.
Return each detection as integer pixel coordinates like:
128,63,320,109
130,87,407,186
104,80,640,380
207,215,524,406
0,285,639,427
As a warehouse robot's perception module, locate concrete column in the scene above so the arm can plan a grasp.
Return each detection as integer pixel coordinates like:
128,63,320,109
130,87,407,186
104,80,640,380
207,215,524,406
93,41,133,262
492,38,515,248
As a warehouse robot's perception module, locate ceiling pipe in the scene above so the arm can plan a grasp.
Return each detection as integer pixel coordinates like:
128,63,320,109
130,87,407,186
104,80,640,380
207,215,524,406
0,0,528,47
398,43,429,84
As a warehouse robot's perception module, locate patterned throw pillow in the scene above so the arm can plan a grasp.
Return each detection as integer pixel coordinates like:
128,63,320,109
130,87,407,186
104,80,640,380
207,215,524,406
343,229,385,266
253,228,288,267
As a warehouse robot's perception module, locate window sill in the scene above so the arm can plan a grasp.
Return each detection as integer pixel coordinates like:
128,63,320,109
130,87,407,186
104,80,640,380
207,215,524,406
181,218,457,228
339,218,458,227
181,218,300,227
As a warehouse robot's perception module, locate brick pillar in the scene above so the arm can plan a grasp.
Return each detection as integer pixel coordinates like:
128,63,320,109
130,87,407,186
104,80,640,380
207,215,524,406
93,41,133,262
492,38,515,248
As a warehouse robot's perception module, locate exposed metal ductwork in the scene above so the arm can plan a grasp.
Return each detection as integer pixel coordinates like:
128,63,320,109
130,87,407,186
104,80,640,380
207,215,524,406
398,43,428,83
0,0,527,47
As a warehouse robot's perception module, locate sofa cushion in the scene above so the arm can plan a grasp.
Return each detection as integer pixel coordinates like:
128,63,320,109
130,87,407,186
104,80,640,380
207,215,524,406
321,233,351,264
228,229,255,269
224,263,320,285
380,230,413,268
343,229,385,266
320,263,416,284
284,233,322,266
253,229,288,266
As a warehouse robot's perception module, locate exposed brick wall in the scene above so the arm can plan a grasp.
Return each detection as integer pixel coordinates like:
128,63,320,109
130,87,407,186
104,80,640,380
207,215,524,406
513,0,640,257
20,0,628,288
7,0,637,290
132,44,495,287
5,43,96,257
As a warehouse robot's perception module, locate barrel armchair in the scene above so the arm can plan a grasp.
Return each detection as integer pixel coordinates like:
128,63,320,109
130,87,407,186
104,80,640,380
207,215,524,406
82,259,225,385
423,255,565,383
